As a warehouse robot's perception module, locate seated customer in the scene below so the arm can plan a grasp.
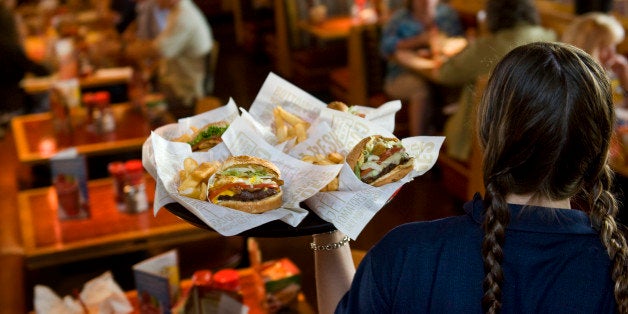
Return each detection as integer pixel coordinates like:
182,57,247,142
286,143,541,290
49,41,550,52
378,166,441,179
125,0,213,119
314,41,628,313
379,0,464,135
561,12,628,108
431,0,555,161
0,2,50,130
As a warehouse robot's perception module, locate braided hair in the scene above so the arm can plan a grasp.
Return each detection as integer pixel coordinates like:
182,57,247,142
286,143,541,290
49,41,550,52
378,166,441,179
476,42,628,313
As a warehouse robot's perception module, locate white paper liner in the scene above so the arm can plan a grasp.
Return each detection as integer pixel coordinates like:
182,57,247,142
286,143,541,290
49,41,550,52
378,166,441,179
143,98,239,212
146,115,347,236
142,72,445,239
306,136,445,239
248,72,401,134
34,271,133,314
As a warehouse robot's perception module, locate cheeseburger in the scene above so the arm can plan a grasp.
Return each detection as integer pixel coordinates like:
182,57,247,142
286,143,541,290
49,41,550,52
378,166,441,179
183,121,229,152
207,156,284,214
346,135,414,187
327,101,365,118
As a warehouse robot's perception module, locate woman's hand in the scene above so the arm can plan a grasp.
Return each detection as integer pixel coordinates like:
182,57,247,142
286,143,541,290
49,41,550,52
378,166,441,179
396,32,431,50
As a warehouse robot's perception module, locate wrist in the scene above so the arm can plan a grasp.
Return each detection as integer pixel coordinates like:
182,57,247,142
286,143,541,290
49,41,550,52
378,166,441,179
311,230,350,251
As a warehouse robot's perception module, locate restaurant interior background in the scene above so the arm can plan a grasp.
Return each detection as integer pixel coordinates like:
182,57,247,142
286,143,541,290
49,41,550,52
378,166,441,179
4,0,628,313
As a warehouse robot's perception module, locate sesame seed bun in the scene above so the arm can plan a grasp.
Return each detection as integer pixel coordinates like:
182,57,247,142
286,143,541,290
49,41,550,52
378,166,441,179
220,155,280,177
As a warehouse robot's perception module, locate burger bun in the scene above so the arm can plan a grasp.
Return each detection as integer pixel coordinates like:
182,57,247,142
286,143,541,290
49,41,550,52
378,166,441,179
346,135,413,187
216,190,283,214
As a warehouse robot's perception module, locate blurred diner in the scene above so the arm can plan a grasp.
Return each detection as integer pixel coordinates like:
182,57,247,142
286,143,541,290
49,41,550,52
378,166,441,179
379,0,464,136
396,0,556,161
124,0,213,119
0,0,50,136
561,12,628,108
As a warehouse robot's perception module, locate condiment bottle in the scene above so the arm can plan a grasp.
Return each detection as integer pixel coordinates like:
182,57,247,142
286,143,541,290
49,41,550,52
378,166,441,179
122,159,148,213
107,161,126,210
94,91,115,133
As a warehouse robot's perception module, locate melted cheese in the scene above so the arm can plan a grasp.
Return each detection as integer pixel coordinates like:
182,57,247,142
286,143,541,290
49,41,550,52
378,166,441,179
211,189,235,203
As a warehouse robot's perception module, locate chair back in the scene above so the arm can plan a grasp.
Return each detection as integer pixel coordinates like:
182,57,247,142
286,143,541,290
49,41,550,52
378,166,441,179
195,96,221,115
348,22,386,106
282,0,352,50
466,74,488,199
435,73,488,201
204,40,220,96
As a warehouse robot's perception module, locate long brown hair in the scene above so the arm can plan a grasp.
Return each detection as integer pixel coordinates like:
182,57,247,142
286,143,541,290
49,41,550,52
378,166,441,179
476,42,628,313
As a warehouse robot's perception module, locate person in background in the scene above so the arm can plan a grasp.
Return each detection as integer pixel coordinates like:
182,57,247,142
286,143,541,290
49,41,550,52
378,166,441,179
313,41,628,313
132,0,170,40
561,12,628,108
561,12,628,226
0,1,50,135
379,0,463,136
430,0,555,161
124,0,212,119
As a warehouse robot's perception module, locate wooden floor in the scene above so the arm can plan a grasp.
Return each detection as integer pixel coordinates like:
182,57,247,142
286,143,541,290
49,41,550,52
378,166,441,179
0,13,462,313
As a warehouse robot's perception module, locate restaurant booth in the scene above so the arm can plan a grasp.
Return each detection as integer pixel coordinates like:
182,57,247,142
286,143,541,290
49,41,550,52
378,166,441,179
4,0,628,313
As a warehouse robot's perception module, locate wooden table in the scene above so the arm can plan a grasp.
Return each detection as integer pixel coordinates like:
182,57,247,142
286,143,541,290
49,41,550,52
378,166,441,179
298,16,355,41
17,176,216,269
11,103,168,165
21,67,133,95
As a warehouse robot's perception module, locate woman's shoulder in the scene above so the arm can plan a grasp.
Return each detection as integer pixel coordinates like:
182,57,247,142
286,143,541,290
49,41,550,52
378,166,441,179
377,214,479,251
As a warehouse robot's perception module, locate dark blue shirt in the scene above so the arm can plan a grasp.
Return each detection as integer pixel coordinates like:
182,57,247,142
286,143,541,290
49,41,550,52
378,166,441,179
336,195,615,313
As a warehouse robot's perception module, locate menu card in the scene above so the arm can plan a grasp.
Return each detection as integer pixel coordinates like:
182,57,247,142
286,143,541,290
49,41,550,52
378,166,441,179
50,149,90,220
133,250,180,314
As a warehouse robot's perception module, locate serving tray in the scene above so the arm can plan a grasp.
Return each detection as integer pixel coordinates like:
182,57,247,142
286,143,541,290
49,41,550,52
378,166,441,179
164,202,336,237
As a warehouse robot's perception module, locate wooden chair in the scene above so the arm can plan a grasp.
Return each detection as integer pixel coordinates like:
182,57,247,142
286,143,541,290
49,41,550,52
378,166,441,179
351,249,367,268
328,22,388,107
436,74,487,202
266,0,348,93
194,95,221,115
203,40,220,96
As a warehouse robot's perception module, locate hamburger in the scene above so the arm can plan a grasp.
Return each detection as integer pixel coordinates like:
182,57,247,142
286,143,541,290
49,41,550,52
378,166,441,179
346,135,414,187
207,156,284,214
181,121,229,152
327,101,365,118
327,101,350,112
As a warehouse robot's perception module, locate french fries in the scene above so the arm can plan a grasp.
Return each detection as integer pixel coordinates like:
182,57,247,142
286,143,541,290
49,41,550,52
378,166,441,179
178,157,220,200
301,152,344,191
273,106,310,144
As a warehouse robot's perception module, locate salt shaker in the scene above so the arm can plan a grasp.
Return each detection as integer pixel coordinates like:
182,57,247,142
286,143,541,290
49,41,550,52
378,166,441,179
122,159,148,213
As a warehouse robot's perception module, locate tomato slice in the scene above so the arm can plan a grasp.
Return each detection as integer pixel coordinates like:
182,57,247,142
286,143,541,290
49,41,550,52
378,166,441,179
360,168,373,177
378,146,402,163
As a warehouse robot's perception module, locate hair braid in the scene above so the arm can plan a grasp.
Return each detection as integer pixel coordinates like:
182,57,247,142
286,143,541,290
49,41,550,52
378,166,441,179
588,166,628,313
481,181,510,313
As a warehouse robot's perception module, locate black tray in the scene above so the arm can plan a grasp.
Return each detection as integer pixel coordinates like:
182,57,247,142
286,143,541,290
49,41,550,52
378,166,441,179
164,202,336,238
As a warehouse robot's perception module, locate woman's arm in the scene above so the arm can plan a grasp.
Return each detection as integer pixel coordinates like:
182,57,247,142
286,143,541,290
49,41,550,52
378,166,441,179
312,230,355,314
